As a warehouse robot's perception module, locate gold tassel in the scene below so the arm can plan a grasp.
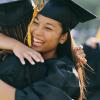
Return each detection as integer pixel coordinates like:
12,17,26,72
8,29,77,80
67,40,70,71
27,0,44,47
27,0,39,47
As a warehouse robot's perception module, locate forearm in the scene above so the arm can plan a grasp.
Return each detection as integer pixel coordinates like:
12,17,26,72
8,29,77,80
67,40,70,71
0,80,15,100
0,33,23,50
0,33,44,65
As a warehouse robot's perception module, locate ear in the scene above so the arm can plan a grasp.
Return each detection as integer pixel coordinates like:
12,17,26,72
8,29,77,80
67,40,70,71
59,33,68,44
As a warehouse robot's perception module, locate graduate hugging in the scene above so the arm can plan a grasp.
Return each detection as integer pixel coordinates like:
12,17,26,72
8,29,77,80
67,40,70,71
0,0,96,100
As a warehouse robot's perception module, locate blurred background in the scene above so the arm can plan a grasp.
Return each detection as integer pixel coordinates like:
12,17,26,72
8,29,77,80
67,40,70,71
71,0,100,45
33,0,100,44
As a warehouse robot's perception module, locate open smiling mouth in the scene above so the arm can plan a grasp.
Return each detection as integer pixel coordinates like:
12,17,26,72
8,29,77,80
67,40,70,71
32,38,44,47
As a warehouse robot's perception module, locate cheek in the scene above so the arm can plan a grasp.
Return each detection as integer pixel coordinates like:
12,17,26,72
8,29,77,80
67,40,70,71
30,25,38,38
30,25,34,34
44,32,60,47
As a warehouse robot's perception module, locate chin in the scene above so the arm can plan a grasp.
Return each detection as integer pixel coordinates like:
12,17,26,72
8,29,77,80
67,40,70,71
32,45,43,52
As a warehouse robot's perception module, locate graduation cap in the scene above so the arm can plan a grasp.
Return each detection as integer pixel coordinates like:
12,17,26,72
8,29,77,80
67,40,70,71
0,0,33,27
39,0,96,31
27,0,97,47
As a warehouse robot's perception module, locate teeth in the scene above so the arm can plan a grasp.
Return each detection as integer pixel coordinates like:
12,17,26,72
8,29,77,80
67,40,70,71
34,38,43,43
33,42,42,46
33,41,43,47
33,38,44,47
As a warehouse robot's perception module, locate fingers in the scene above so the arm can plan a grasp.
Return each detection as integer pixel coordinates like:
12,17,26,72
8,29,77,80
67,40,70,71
23,53,35,65
28,51,44,63
17,55,25,65
13,43,44,65
74,46,85,57
77,50,86,58
18,53,44,65
77,55,87,64
17,51,44,65
73,45,87,65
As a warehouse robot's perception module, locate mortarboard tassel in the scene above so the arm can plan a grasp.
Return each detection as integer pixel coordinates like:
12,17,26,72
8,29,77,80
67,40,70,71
27,0,39,47
27,0,44,47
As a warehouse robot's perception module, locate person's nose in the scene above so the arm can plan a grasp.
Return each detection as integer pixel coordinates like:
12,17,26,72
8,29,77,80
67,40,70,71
34,26,43,37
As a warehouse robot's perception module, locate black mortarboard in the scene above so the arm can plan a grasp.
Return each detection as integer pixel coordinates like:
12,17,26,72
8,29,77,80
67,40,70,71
0,0,33,27
39,0,96,31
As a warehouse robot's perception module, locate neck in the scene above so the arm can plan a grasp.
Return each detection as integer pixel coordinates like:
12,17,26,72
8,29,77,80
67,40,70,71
41,50,57,60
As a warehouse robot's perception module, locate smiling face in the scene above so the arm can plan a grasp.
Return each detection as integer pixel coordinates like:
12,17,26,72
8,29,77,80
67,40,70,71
30,14,67,59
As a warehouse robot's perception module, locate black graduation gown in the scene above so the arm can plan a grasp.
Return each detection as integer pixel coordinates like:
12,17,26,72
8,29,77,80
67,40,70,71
0,54,80,100
83,43,100,100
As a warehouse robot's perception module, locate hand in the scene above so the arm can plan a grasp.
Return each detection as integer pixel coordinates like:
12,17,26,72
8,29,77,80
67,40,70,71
73,45,87,65
13,42,44,65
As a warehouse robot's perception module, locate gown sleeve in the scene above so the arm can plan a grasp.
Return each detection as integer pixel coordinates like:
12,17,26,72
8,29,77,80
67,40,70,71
16,81,72,100
15,57,80,100
0,54,47,89
0,54,32,88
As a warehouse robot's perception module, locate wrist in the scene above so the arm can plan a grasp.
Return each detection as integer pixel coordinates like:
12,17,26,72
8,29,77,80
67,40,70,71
12,40,24,51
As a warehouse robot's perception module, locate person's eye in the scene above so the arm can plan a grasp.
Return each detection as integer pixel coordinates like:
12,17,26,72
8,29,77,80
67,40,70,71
33,21,39,25
45,27,53,31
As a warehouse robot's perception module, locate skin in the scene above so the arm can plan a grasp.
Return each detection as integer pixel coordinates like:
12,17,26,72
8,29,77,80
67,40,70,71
31,14,67,60
0,14,67,65
0,14,87,100
0,14,68,100
0,33,44,65
0,80,15,100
